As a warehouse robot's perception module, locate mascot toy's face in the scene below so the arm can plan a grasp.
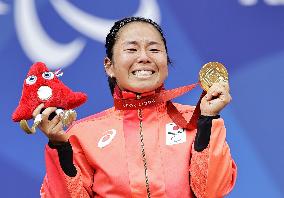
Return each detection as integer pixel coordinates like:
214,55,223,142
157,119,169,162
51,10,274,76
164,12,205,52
25,67,62,101
12,62,87,122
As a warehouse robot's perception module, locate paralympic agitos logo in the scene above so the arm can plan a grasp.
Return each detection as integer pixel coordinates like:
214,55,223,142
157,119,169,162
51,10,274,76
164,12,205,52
1,0,283,69
239,0,284,5
0,0,161,69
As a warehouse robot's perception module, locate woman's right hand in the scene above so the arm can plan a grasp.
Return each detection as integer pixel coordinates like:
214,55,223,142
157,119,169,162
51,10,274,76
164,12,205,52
33,104,69,144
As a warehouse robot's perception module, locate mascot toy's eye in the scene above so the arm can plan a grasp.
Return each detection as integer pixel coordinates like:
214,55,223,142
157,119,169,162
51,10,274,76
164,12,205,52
42,72,54,80
25,75,37,85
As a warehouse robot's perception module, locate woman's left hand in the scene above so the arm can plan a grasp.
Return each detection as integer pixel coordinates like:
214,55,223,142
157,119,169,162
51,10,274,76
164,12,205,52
200,81,232,116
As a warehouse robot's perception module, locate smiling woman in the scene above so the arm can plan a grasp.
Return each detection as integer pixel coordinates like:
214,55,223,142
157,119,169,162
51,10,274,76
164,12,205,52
104,20,168,94
37,17,237,198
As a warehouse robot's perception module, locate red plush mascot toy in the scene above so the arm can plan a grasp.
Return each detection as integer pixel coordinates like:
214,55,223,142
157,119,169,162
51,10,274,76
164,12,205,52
12,62,87,134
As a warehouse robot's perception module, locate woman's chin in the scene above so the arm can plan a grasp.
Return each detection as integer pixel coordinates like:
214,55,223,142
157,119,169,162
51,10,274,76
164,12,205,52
124,83,162,94
117,74,166,94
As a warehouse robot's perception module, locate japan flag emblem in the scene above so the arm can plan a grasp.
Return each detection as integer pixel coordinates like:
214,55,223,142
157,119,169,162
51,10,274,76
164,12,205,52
166,123,186,145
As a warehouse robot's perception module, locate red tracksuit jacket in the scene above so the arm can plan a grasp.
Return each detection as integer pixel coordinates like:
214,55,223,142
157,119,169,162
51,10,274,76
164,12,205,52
40,90,237,198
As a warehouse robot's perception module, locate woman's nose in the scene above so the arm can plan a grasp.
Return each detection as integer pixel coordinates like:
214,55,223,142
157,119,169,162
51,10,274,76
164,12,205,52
137,50,151,63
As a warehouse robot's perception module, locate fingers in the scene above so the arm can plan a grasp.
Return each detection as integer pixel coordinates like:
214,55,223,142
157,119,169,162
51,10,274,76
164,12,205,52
32,105,67,142
37,107,60,133
32,103,44,118
219,90,232,103
39,113,66,140
48,117,64,136
205,81,230,101
208,91,220,101
200,81,232,116
32,104,58,121
51,119,64,133
49,114,61,127
46,117,68,143
41,107,58,122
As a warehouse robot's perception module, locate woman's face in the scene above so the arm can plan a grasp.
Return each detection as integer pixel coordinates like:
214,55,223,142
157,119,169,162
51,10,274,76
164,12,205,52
105,22,168,93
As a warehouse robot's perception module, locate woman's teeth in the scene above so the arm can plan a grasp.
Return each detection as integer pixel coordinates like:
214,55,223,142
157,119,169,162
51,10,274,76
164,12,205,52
132,70,154,77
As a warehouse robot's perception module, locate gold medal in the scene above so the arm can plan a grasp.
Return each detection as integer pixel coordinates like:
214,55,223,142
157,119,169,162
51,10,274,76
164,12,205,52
199,62,229,91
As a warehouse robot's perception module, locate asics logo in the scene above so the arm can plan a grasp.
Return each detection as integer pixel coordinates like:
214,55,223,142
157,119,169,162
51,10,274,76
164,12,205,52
98,129,117,149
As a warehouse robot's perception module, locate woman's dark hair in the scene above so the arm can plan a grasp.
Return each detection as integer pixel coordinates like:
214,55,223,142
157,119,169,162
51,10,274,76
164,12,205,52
105,16,171,95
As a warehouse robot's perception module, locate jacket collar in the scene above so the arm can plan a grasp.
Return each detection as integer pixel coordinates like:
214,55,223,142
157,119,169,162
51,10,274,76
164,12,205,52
113,85,165,100
112,83,202,130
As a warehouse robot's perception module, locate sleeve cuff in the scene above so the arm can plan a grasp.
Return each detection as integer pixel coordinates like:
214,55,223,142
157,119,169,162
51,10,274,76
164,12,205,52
48,141,77,177
194,115,220,152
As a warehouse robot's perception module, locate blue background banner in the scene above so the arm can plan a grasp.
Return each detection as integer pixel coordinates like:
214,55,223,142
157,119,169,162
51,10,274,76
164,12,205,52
0,0,283,197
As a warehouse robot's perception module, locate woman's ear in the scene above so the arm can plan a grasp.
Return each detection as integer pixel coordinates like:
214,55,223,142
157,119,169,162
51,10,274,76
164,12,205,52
104,57,115,78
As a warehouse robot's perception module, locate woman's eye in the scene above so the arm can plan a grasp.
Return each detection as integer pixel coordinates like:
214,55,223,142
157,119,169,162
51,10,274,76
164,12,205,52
42,72,54,80
150,49,159,52
25,75,37,85
127,48,137,52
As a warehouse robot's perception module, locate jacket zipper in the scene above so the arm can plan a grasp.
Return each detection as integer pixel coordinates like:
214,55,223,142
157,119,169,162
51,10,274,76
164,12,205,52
137,95,151,198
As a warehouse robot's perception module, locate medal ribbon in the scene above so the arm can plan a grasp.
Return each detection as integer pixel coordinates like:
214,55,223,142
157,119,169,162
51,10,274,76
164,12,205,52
114,83,206,130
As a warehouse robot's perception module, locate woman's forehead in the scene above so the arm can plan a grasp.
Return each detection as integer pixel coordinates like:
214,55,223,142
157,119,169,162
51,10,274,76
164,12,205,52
116,22,163,43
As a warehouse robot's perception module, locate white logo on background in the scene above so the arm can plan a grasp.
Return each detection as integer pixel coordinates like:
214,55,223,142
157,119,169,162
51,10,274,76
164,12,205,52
239,0,284,6
98,129,117,149
0,1,9,15
166,123,186,145
49,0,161,42
13,0,161,69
